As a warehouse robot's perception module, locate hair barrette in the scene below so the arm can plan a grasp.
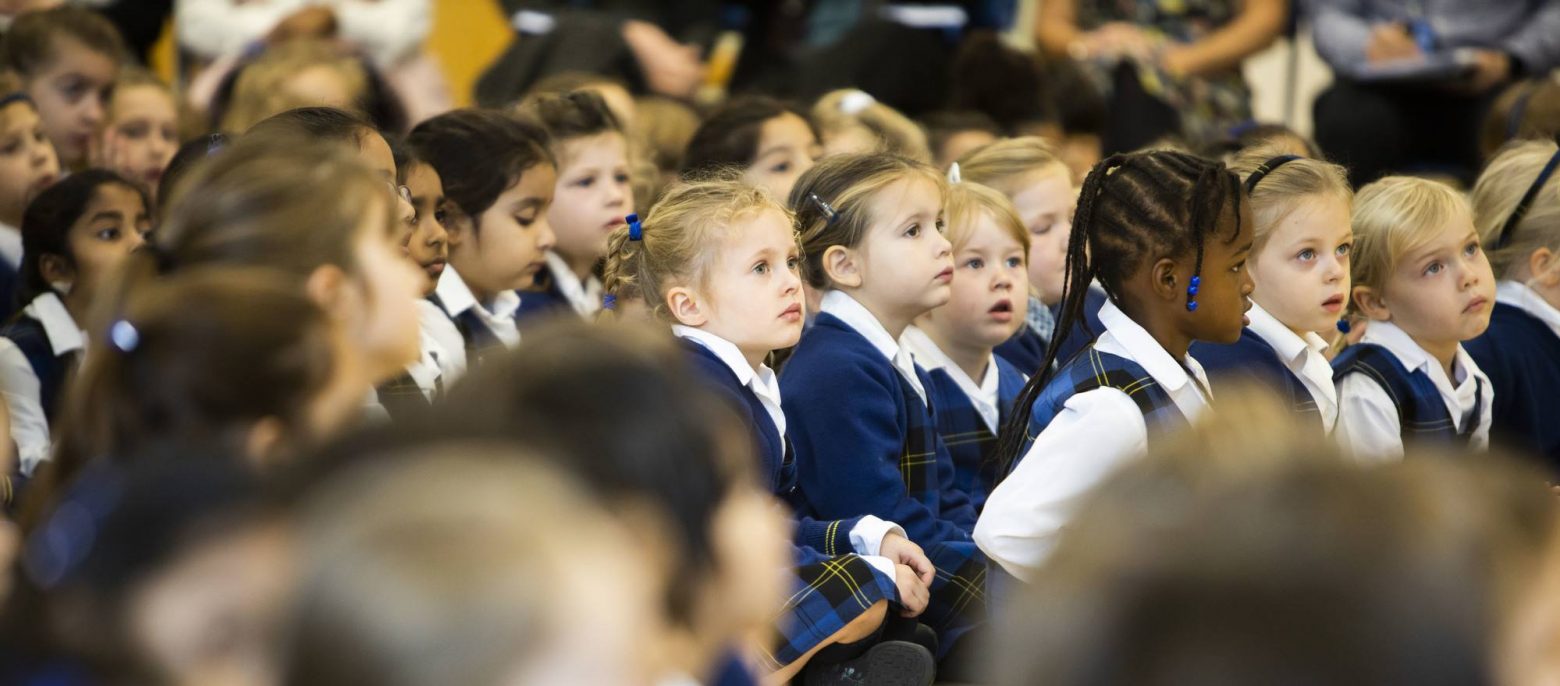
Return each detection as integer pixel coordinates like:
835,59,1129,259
1335,318,1352,335
1243,154,1301,193
602,294,617,311
839,90,876,116
626,213,642,241
107,320,139,353
947,162,962,184
807,193,840,225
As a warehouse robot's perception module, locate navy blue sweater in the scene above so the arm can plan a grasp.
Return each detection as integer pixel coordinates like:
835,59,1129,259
1192,328,1324,431
1466,303,1560,473
922,356,1025,513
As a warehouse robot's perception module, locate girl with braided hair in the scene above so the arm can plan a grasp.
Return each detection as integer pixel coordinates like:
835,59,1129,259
975,150,1254,582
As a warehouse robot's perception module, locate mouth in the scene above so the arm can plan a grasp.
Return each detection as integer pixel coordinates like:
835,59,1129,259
1463,296,1489,314
31,173,56,193
422,258,447,279
780,303,803,321
988,298,1014,321
1322,293,1345,313
1242,298,1253,326
934,267,953,283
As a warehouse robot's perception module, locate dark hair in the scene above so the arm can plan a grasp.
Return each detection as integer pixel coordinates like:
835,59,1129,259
995,151,1244,474
1200,122,1322,162
434,320,752,626
1043,58,1106,137
20,169,147,303
683,96,815,176
0,6,126,77
387,133,421,185
157,133,229,217
517,89,623,146
922,110,1002,157
245,105,375,144
949,33,1051,132
407,109,553,228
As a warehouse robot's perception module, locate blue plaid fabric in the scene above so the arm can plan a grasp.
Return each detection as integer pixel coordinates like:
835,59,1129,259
0,313,75,424
1193,328,1323,431
923,357,1026,512
766,552,899,669
1333,343,1484,446
1016,346,1188,465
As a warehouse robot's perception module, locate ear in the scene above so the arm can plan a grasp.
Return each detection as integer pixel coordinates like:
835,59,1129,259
821,245,862,289
1529,246,1560,287
1148,257,1182,303
666,285,707,327
243,417,286,467
305,263,349,316
1352,284,1391,321
38,253,75,285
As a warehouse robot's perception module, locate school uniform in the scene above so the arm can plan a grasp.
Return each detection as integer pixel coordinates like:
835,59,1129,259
1049,282,1110,369
0,224,21,321
901,326,1026,513
976,298,1211,579
676,326,901,668
1466,282,1560,473
1191,302,1338,434
514,251,602,323
1334,320,1493,463
780,291,986,656
425,266,520,370
0,292,85,476
374,329,447,422
993,294,1052,374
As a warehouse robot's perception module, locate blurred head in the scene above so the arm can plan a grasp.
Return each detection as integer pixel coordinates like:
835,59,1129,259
0,77,60,227
20,168,146,307
0,6,123,169
219,40,369,135
106,68,178,199
684,96,821,201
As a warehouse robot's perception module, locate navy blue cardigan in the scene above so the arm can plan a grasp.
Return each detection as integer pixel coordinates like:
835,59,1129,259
1466,303,1560,473
922,356,1025,513
997,287,1108,375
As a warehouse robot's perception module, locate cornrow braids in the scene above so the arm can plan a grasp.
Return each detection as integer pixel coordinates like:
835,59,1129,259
993,150,1244,477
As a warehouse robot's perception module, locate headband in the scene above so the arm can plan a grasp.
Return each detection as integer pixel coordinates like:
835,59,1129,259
1243,155,1301,193
1496,135,1560,249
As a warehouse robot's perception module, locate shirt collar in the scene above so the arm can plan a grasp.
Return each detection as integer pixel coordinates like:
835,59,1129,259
1497,280,1560,340
544,251,603,316
406,330,443,394
820,290,900,361
1097,297,1205,396
1244,301,1329,365
1360,318,1484,389
27,292,84,357
673,325,785,435
902,325,1000,430
435,266,519,321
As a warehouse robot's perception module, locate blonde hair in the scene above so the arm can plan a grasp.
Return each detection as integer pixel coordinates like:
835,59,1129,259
790,153,946,290
603,178,791,321
946,180,1029,253
1471,139,1560,278
956,136,1068,197
1349,176,1473,314
220,40,368,134
812,90,932,163
1229,144,1353,251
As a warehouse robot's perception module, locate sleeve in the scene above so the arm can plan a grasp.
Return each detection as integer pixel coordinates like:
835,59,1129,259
418,303,467,384
935,439,979,534
973,388,1148,581
175,0,297,61
848,515,905,557
794,514,863,557
785,358,974,550
1306,0,1375,76
1502,1,1560,75
0,339,50,477
1334,373,1404,464
332,0,433,66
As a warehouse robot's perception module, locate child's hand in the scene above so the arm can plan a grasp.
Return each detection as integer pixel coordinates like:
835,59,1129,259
89,127,130,176
879,531,936,587
893,564,930,617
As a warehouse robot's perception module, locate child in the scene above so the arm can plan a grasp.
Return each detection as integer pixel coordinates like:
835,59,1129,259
0,7,123,171
1334,177,1496,463
958,137,1100,373
100,67,179,204
600,180,938,684
245,106,400,185
408,109,556,368
1191,148,1355,435
217,39,373,134
1465,140,1560,471
811,89,932,163
154,139,424,390
781,153,988,661
902,178,1031,513
0,74,60,320
378,138,453,419
976,151,1254,580
156,133,228,220
513,90,631,321
0,170,147,477
683,95,822,202
920,110,1001,171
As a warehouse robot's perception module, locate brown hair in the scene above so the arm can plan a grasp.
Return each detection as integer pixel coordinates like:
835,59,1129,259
0,6,125,77
945,180,1029,253
603,177,791,321
956,136,1068,197
812,90,932,163
788,153,946,289
515,90,623,151
1349,176,1472,316
1481,77,1560,161
1471,139,1560,278
219,40,368,134
1228,143,1353,253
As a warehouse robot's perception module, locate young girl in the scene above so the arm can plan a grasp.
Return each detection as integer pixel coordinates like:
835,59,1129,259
0,170,147,478
682,95,822,202
1191,147,1355,435
1333,177,1497,463
154,138,424,391
408,109,556,368
375,138,452,420
0,74,60,320
901,178,1031,513
99,68,179,204
513,90,631,322
958,137,1102,374
0,7,124,171
811,89,931,163
1466,140,1560,471
217,39,374,134
975,151,1254,580
601,180,938,684
781,153,988,661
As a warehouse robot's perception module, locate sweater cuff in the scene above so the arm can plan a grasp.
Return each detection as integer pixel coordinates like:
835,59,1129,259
850,515,905,557
799,516,862,557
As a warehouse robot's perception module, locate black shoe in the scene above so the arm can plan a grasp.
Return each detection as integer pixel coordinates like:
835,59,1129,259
880,616,938,658
801,640,935,686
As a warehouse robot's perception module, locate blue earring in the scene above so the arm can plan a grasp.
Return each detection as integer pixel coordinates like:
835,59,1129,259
1185,275,1200,312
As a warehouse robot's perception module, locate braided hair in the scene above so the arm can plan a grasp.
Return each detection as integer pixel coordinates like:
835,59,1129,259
993,150,1244,476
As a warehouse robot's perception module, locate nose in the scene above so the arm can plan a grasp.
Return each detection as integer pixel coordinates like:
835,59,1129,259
127,229,147,252
81,97,104,128
1240,265,1256,296
933,230,952,260
536,217,557,252
606,176,629,208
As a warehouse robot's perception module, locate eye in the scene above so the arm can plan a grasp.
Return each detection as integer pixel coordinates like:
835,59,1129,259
434,208,449,225
1424,261,1444,276
119,122,148,139
1032,224,1050,236
1296,248,1316,262
1336,243,1352,258
0,139,20,156
964,257,985,269
95,227,121,241
770,161,791,174
1005,256,1024,269
786,255,800,271
752,261,769,275
1230,260,1246,273
614,172,631,185
904,224,921,238
934,219,947,235
1463,241,1480,257
574,176,594,189
515,213,537,227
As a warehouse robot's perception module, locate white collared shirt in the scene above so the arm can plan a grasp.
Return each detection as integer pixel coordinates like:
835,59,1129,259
0,223,21,271
544,251,603,318
0,293,85,475
819,291,928,405
407,328,445,400
671,324,905,580
1243,302,1340,433
975,298,1212,580
1497,280,1560,341
1335,321,1492,463
901,325,1002,433
433,266,521,350
417,298,467,385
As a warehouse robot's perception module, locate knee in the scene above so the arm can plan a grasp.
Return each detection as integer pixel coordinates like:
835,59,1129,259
838,599,890,644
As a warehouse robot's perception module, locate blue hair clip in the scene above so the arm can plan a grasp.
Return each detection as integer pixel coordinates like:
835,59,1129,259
1336,319,1352,335
808,193,840,225
626,213,642,241
107,320,139,353
1185,275,1200,312
602,294,617,311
